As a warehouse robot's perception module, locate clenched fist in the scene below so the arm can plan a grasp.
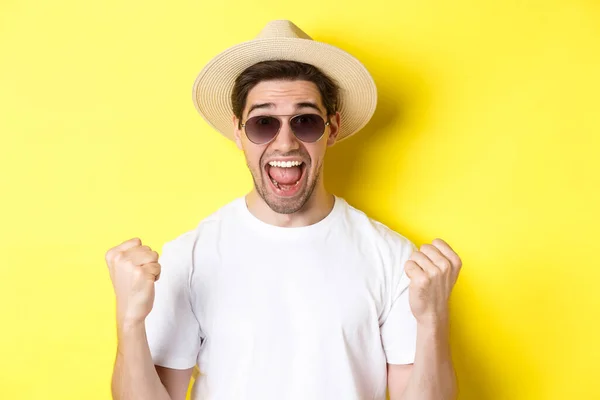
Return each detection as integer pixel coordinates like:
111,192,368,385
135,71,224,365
404,238,462,325
105,238,161,327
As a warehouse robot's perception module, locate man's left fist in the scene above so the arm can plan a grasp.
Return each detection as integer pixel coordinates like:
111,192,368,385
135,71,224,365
404,238,462,325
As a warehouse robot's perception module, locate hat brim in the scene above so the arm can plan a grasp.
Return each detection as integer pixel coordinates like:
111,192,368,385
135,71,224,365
192,37,377,143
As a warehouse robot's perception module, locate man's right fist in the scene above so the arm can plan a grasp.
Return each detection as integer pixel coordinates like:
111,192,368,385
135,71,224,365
105,238,161,326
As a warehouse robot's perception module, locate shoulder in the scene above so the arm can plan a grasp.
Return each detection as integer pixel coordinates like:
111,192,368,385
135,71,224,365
337,197,416,259
161,197,244,258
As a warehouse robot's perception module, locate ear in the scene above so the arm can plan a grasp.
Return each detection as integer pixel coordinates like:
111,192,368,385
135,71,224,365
232,115,243,150
326,112,341,147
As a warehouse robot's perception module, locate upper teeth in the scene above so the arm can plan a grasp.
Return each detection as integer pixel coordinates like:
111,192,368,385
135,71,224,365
268,160,302,168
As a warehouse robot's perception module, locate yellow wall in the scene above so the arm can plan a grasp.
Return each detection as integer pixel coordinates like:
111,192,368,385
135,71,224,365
1,1,598,399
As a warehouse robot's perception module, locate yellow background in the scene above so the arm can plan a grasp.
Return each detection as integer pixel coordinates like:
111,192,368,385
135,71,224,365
1,0,599,399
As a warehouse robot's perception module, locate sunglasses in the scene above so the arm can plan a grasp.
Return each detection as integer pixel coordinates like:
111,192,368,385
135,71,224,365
240,113,330,145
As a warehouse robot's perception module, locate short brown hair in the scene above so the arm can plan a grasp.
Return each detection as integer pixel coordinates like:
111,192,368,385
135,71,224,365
231,60,339,125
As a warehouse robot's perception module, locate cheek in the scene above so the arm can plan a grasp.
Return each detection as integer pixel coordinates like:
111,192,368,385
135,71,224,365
306,145,327,169
242,146,264,172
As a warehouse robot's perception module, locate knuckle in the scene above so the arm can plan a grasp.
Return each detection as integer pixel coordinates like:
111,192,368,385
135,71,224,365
113,250,126,264
439,259,451,271
419,244,432,252
454,256,463,268
432,238,445,247
105,248,115,263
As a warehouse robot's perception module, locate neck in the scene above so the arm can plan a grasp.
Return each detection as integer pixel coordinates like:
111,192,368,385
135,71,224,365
245,185,335,228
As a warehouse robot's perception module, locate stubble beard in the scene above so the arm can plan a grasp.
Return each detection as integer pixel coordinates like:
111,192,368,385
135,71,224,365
249,159,322,215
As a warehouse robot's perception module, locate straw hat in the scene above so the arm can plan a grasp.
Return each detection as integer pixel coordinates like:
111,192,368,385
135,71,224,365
192,20,377,143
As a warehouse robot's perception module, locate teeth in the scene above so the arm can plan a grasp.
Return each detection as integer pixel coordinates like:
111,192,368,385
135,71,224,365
268,160,302,168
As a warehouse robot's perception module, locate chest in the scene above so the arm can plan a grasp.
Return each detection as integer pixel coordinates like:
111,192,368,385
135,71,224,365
191,239,385,343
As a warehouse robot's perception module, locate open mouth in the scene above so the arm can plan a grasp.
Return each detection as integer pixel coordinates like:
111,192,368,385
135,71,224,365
264,160,307,197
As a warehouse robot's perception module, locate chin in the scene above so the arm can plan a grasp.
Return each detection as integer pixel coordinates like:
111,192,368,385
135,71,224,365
260,173,316,215
261,185,310,215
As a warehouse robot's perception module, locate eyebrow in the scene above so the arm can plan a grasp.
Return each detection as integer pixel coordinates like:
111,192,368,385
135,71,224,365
246,101,324,116
247,102,275,115
295,102,322,113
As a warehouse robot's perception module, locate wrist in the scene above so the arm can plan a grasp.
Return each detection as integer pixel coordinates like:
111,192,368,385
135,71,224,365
416,318,452,357
116,320,148,357
117,318,146,337
417,316,450,335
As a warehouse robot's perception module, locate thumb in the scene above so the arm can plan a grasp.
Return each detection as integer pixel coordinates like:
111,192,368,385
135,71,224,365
118,237,143,251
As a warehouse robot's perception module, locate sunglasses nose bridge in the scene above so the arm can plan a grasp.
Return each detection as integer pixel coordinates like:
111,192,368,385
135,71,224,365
270,117,300,150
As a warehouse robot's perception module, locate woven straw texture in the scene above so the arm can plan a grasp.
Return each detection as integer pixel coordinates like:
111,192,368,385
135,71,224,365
192,20,377,142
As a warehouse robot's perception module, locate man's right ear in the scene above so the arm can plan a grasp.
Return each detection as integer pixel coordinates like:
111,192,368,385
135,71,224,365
232,115,243,150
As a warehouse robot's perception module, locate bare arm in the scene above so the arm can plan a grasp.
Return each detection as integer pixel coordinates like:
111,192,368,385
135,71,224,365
106,239,193,400
388,238,462,400
112,322,169,400
111,322,185,400
388,322,457,400
112,322,193,400
387,364,412,399
156,366,194,400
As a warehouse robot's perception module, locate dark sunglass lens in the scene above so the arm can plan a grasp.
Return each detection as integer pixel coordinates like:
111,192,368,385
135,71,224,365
245,116,281,144
290,114,325,142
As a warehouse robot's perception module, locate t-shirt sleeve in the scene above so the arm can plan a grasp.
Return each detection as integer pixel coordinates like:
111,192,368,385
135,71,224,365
380,238,418,365
145,232,202,369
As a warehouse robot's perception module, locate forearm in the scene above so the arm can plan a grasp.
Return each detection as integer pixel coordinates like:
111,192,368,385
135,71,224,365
112,322,171,400
400,322,457,400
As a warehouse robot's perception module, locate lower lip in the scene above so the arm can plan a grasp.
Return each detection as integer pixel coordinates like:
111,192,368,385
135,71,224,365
265,165,306,198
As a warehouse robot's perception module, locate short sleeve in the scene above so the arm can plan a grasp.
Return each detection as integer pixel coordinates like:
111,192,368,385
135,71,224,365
145,232,202,369
380,240,417,365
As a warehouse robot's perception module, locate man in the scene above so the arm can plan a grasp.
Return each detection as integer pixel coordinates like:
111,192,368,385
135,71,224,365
106,20,462,400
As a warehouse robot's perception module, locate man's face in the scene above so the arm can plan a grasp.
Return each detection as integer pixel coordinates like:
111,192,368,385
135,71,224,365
233,79,340,214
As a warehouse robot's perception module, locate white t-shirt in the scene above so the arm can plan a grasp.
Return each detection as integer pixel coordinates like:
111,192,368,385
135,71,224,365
146,196,417,400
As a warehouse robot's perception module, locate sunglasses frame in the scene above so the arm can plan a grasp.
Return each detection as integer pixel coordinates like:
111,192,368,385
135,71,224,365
240,113,331,145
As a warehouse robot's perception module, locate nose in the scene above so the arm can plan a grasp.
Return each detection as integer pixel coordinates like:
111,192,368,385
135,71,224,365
269,119,300,152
